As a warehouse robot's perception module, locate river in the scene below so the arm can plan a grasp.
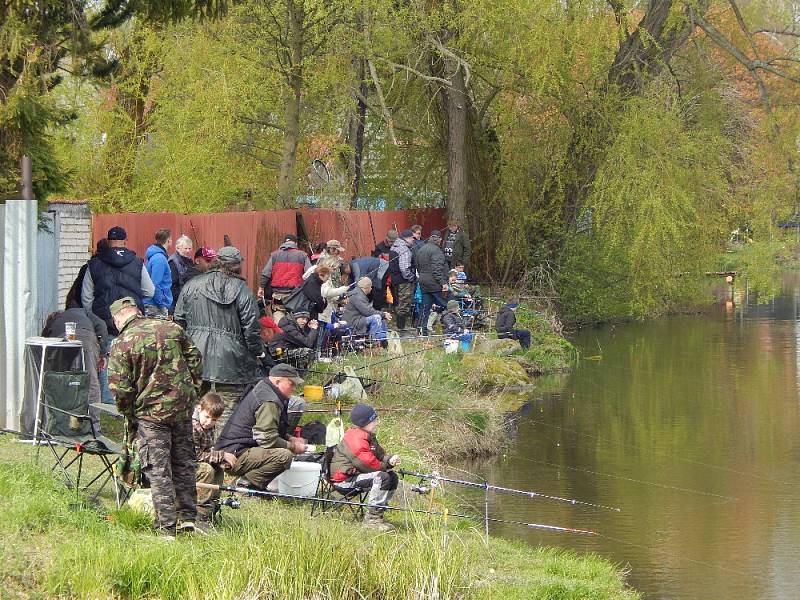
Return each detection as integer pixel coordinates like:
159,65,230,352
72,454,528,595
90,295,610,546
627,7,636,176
475,275,800,599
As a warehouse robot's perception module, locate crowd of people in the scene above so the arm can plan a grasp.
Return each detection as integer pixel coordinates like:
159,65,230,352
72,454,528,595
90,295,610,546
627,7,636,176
41,216,531,536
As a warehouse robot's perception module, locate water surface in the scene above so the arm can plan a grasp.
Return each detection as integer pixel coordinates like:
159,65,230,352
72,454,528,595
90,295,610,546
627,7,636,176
475,277,800,599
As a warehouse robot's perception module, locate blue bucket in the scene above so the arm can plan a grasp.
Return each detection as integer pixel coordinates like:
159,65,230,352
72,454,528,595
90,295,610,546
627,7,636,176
459,332,474,352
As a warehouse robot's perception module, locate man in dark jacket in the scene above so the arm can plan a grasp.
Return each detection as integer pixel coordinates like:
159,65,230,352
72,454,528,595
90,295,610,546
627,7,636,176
168,235,194,312
143,228,173,318
215,364,308,489
415,230,449,335
81,226,155,335
441,300,465,336
342,277,392,342
495,302,531,349
443,217,471,270
350,256,390,310
183,246,216,285
258,235,311,319
371,229,397,259
66,239,108,308
273,310,318,351
387,230,416,330
174,246,263,429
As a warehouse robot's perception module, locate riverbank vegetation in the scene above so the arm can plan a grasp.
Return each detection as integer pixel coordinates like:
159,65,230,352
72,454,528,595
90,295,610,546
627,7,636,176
5,1,800,321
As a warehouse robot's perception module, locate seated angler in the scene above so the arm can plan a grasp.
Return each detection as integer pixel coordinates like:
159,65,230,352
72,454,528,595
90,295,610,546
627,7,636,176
330,403,401,531
441,300,466,337
214,364,309,490
272,310,319,351
495,300,531,349
342,277,392,347
192,393,237,523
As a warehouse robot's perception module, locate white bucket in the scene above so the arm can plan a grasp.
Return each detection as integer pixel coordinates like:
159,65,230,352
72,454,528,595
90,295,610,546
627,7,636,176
444,338,459,354
277,461,322,497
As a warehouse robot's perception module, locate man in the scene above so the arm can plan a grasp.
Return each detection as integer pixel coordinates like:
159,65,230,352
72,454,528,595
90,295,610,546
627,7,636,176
66,238,107,309
350,256,390,310
183,246,216,285
495,301,531,349
175,246,262,428
82,226,155,335
273,310,319,351
342,277,392,344
410,224,425,250
313,239,346,286
143,228,173,318
258,234,312,320
415,230,449,335
387,229,416,330
215,364,308,490
371,229,397,259
168,235,194,312
443,217,471,270
107,297,203,536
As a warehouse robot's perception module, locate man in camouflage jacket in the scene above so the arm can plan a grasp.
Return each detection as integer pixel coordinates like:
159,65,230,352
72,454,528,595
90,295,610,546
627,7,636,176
108,297,203,534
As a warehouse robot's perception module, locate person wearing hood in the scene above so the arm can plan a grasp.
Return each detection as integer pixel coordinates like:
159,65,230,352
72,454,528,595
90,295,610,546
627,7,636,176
174,246,263,429
168,235,194,312
143,228,173,318
350,255,390,310
386,229,416,330
272,310,319,351
257,234,312,316
495,301,531,349
415,230,449,335
82,226,155,335
342,277,391,343
441,300,466,336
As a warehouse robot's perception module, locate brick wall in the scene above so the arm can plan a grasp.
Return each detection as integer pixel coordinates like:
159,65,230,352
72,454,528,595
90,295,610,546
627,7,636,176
49,201,92,307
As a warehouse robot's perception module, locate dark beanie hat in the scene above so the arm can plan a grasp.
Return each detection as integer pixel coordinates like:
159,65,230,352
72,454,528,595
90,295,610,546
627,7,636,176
429,229,442,239
107,226,127,241
350,403,378,427
399,229,414,239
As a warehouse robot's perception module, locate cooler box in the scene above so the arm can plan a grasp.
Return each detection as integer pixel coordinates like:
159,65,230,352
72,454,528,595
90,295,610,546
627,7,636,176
277,461,322,497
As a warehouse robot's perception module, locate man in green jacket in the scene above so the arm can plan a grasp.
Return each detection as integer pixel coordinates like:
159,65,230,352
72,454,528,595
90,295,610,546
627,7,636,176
214,364,308,489
442,217,471,270
107,297,203,536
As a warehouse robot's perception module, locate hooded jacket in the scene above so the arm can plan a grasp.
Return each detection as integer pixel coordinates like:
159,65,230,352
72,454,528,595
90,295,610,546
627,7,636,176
260,242,312,295
415,240,449,294
272,315,318,350
341,286,382,335
174,268,262,384
144,244,173,309
495,304,518,334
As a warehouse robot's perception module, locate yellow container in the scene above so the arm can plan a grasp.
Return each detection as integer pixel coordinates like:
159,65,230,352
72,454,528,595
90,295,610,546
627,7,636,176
303,385,324,402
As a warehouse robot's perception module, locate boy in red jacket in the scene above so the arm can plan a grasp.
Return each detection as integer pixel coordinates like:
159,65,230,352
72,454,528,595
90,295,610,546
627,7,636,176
330,403,401,531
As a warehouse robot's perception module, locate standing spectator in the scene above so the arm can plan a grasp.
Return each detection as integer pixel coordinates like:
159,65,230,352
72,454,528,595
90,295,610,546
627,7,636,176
371,229,397,259
258,234,312,322
107,297,203,536
387,230,416,331
66,239,108,308
313,240,346,286
415,230,449,335
183,246,217,285
82,226,155,335
296,265,331,320
143,229,173,318
175,246,262,429
342,277,392,344
410,224,425,250
443,217,471,270
350,256,390,310
168,235,194,312
495,301,531,349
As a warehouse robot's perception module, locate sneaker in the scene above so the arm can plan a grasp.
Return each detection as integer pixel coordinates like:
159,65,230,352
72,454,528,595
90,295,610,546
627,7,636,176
364,512,395,532
176,521,196,535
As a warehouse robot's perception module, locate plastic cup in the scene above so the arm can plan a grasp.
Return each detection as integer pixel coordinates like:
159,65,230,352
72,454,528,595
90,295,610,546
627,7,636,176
65,322,77,341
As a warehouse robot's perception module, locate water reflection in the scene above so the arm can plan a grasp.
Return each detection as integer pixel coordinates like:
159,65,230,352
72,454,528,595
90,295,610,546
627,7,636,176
468,275,800,600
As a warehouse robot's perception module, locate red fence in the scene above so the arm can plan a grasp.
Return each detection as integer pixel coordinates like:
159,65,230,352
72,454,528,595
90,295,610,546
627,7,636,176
92,208,447,288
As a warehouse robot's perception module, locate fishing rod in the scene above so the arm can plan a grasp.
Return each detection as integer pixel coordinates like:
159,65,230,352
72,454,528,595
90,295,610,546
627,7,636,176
399,469,621,512
196,482,597,535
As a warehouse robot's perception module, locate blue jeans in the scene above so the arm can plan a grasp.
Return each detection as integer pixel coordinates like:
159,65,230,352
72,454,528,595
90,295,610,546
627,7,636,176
365,314,388,342
420,292,448,334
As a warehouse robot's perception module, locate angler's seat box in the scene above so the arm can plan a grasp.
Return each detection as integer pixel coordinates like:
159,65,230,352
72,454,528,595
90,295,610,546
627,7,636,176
276,461,322,497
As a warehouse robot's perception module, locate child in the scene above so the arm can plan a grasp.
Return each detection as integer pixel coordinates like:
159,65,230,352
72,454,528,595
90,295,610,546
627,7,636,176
441,300,466,336
495,301,531,349
192,393,237,522
330,404,401,531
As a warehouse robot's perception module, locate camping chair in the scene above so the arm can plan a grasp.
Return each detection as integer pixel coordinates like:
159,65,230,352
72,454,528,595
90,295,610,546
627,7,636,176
311,447,368,520
37,370,127,508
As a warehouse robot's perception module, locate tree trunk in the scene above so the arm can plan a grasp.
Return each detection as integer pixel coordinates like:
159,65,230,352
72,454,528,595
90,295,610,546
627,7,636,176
347,58,368,208
445,61,468,222
277,0,305,207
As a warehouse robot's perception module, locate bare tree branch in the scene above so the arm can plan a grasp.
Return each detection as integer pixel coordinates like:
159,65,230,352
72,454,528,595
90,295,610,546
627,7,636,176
366,58,398,145
727,0,773,114
754,28,800,38
373,56,452,86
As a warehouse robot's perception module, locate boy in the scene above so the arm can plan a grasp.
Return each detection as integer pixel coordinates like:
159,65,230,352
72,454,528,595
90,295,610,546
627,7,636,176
330,403,401,531
193,392,237,522
441,300,466,336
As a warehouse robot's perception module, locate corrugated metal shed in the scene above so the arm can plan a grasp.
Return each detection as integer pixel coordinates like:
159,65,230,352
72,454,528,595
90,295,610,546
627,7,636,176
93,208,446,289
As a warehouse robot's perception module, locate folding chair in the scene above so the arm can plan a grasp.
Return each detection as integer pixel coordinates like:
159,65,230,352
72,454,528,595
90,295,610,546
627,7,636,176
311,447,368,520
37,370,128,507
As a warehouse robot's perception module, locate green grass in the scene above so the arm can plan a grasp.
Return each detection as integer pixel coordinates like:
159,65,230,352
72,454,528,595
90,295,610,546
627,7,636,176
0,438,638,599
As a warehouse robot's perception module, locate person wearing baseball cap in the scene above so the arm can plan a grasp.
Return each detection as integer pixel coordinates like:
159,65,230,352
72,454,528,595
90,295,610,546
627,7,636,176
174,245,262,430
81,225,155,336
329,403,401,531
215,363,309,491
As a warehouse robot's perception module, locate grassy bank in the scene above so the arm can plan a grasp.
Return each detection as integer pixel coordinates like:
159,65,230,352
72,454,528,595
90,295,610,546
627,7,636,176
0,439,638,599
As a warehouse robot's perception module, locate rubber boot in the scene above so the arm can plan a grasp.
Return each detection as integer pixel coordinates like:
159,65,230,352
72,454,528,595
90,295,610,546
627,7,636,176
364,510,395,532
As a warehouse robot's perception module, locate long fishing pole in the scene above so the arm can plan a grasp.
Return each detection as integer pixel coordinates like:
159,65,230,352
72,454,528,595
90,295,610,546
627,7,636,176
196,482,597,535
399,469,621,512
